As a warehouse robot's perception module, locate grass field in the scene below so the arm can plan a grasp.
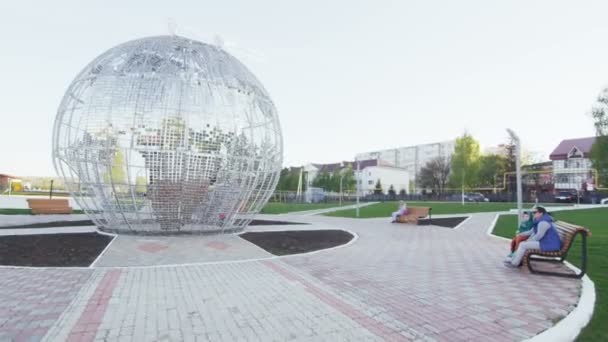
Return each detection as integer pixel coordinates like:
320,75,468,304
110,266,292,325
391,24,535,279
324,201,567,218
492,208,608,341
1,191,69,197
260,202,353,214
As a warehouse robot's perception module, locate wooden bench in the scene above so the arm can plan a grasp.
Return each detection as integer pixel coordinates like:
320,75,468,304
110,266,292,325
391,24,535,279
26,199,73,215
396,207,432,224
522,220,591,279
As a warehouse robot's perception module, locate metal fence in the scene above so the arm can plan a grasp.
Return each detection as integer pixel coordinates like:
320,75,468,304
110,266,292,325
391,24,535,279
269,189,608,204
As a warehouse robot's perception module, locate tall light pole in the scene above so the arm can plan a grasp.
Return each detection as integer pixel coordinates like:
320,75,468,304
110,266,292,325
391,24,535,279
339,174,344,207
356,159,361,218
461,167,465,206
507,128,523,226
296,167,303,201
338,162,345,207
305,171,310,203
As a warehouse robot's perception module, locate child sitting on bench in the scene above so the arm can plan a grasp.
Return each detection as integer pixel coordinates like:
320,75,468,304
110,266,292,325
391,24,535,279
507,211,534,258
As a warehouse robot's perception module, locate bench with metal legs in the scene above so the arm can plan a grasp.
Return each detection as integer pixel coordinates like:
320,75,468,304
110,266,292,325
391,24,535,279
523,221,590,279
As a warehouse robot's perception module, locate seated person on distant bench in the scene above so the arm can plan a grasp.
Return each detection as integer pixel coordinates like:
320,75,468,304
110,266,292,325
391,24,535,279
504,206,561,268
390,201,408,223
506,211,534,258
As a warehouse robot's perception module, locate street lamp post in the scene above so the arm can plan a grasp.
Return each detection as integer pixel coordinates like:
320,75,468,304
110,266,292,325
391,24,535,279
461,167,465,206
305,171,310,203
339,175,344,207
507,128,523,227
356,159,361,218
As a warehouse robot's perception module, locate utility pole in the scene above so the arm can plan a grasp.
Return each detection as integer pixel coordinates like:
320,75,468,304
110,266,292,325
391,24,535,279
356,159,361,218
461,167,465,206
507,129,523,226
339,175,344,207
296,167,303,202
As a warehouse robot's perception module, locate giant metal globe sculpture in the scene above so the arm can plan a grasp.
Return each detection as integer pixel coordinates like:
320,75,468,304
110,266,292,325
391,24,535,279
53,35,283,234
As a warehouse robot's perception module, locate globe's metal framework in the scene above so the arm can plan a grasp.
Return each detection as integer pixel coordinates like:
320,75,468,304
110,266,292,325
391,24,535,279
53,35,283,234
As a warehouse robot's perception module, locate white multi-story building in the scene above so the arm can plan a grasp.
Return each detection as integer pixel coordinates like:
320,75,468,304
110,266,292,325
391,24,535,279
549,137,596,191
355,140,456,191
302,159,410,194
358,165,410,194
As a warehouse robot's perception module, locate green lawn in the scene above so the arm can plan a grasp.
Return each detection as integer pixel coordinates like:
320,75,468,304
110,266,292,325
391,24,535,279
0,208,84,215
324,201,566,218
260,202,353,214
1,191,69,197
492,208,608,341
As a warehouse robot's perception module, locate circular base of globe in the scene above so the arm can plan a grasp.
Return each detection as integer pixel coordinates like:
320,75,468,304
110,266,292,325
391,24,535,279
97,224,247,236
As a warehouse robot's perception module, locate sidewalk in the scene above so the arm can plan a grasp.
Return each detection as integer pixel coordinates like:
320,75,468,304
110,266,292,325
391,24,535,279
0,213,585,341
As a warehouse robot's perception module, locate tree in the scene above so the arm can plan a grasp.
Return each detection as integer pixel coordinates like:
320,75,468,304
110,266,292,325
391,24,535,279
591,137,608,187
103,150,127,190
310,166,358,192
374,179,383,194
590,87,608,186
341,166,357,192
276,167,301,191
449,133,481,189
477,154,508,188
110,150,126,184
418,156,451,195
276,168,289,191
388,184,396,197
591,87,608,136
330,169,342,192
312,171,331,190
135,176,148,194
11,181,23,192
331,166,357,193
503,137,524,200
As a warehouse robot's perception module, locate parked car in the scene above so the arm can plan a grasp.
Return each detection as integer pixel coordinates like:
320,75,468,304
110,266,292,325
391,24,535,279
601,197,608,205
464,192,489,202
554,190,578,203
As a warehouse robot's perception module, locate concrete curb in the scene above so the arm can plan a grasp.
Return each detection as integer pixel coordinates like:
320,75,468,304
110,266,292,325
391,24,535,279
280,202,379,216
88,231,118,268
452,215,473,230
523,267,595,342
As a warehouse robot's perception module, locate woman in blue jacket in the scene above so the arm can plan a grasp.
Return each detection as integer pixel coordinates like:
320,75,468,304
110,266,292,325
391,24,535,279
505,206,561,267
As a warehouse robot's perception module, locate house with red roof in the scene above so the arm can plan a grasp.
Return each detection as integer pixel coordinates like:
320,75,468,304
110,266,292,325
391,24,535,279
549,137,597,191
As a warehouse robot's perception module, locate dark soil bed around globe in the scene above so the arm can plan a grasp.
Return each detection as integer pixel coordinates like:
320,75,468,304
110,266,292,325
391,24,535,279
239,230,354,256
418,216,467,228
0,220,96,229
247,219,308,226
0,233,113,267
0,219,307,229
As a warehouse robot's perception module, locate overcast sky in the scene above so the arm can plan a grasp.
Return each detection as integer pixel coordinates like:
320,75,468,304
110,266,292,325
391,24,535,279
1,0,606,176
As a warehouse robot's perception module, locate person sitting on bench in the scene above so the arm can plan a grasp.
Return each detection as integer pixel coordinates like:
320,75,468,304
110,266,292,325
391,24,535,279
390,201,408,223
504,206,561,268
506,211,534,259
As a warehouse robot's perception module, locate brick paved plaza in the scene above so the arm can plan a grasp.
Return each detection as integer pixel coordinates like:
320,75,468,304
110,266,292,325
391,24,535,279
0,212,584,341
